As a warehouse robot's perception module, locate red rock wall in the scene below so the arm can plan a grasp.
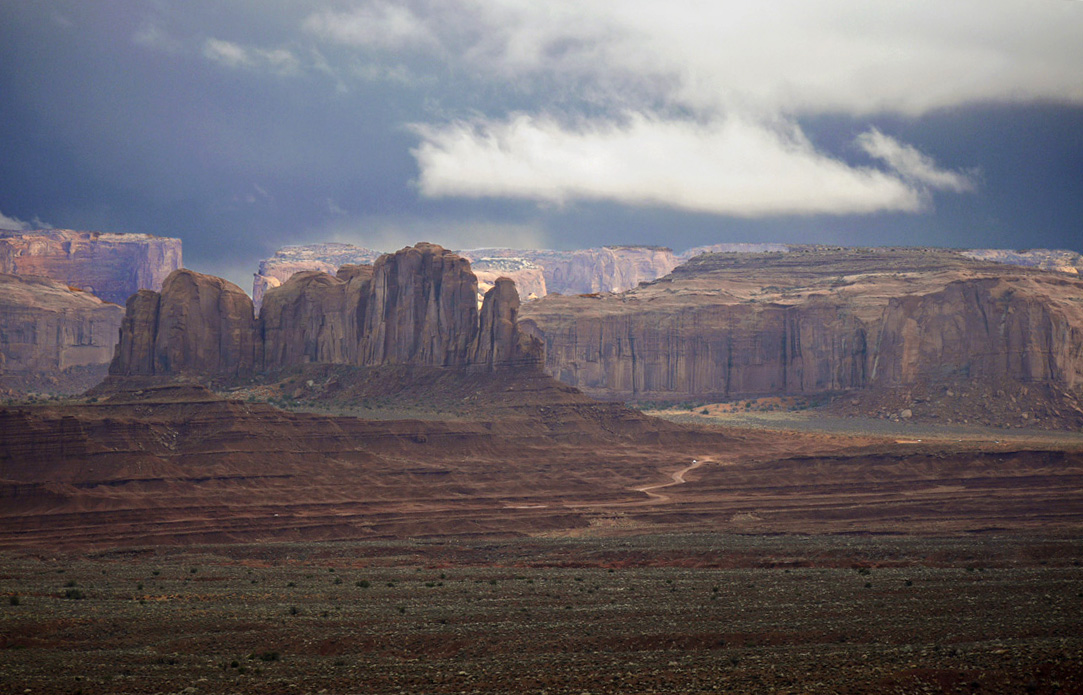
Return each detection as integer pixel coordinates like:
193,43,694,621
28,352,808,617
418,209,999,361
522,300,867,400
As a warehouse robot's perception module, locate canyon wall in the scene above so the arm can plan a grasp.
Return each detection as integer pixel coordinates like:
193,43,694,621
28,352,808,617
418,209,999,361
0,273,124,375
0,230,182,305
111,243,542,377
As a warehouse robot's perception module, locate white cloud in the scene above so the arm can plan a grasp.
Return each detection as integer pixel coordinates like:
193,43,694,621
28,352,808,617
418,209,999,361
298,1,1082,217
412,114,926,216
302,3,437,51
202,38,300,76
857,129,976,193
304,1,1083,117
0,210,52,231
132,22,183,54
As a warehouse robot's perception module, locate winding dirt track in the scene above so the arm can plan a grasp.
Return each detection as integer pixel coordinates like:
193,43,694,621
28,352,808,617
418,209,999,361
634,457,708,503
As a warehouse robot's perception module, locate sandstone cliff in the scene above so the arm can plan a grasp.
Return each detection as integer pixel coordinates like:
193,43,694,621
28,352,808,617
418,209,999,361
0,273,123,375
520,247,1083,411
0,229,182,305
112,243,542,378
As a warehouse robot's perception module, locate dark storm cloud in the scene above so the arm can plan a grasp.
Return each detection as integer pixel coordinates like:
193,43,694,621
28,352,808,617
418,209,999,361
0,1,1080,292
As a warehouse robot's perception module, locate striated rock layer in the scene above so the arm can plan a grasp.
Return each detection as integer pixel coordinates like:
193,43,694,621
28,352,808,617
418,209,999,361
111,243,543,377
0,273,124,376
0,229,181,305
520,247,1083,410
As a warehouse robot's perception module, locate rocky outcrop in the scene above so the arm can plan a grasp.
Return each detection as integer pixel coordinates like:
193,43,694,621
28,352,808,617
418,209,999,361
110,270,259,377
678,243,790,261
961,249,1083,275
521,247,1083,407
0,273,124,375
0,229,182,305
112,243,542,378
253,243,382,311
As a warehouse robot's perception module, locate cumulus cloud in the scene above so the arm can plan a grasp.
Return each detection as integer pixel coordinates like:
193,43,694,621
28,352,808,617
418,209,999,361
412,114,927,216
857,129,976,193
294,0,1083,217
202,38,300,75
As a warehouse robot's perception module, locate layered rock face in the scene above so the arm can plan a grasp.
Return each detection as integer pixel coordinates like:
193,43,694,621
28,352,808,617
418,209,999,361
0,230,182,305
521,247,1083,404
112,243,542,377
0,273,124,375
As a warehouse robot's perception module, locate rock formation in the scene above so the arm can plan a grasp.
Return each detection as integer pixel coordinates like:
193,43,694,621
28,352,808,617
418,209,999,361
111,269,259,377
520,247,1083,408
111,243,543,378
0,273,123,375
0,229,182,305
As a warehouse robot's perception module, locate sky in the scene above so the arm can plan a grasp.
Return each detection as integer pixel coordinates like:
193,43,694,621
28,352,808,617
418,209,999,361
1,1,1081,291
